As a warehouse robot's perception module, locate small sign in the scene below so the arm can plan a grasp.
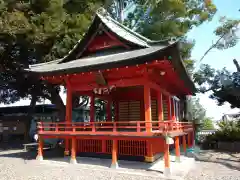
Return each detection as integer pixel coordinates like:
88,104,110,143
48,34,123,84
13,127,17,131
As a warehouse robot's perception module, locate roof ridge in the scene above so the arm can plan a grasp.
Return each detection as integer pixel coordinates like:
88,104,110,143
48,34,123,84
96,8,153,43
29,58,63,68
96,8,173,45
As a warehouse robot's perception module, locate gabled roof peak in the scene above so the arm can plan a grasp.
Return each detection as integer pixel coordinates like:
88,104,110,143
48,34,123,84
30,7,175,67
96,7,170,46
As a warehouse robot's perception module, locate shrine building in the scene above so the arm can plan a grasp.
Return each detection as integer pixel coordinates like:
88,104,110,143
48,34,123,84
27,8,196,175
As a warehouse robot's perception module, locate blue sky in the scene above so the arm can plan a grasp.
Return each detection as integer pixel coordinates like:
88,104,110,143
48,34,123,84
188,0,240,120
1,0,240,120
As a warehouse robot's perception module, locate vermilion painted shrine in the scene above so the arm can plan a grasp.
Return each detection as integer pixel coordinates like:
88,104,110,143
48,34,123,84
27,8,196,174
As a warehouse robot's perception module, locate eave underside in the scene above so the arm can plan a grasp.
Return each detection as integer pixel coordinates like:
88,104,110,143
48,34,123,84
27,43,196,94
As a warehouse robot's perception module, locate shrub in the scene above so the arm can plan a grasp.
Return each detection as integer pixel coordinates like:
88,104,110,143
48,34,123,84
202,119,240,148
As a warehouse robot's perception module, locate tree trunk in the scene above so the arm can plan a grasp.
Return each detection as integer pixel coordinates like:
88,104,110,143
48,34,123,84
49,88,66,122
233,59,240,72
25,95,37,142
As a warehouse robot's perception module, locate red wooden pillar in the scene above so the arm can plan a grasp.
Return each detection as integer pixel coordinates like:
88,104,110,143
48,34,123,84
183,135,187,154
36,136,43,161
187,132,191,148
171,98,176,121
70,137,77,164
164,139,171,176
157,92,163,123
144,85,153,162
90,95,95,122
144,85,152,132
64,80,72,156
172,97,180,161
167,96,171,121
175,136,180,162
110,139,118,168
145,140,154,162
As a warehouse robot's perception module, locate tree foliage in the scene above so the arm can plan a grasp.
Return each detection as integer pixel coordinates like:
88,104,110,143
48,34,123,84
0,0,102,105
116,0,217,73
214,118,240,141
187,97,206,121
202,117,214,130
214,17,240,50
0,0,218,120
194,59,240,108
120,0,216,39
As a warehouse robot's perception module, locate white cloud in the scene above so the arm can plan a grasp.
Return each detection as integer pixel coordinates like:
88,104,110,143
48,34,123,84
197,92,240,121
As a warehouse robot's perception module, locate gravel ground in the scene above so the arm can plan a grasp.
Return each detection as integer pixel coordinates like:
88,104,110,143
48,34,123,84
185,150,240,180
0,144,240,180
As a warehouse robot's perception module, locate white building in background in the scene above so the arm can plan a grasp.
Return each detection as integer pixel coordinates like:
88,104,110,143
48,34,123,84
222,113,240,121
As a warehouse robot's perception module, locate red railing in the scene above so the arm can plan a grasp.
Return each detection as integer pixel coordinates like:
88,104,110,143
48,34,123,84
37,121,193,136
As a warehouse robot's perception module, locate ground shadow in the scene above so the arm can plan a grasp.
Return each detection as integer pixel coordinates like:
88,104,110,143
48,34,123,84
216,157,240,163
0,142,24,152
0,146,64,160
195,150,240,171
46,153,159,172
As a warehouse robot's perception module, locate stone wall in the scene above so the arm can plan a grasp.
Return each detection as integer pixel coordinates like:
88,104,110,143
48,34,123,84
217,141,240,152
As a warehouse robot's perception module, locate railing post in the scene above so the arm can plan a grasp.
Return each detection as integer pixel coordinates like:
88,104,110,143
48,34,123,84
113,122,117,132
164,122,167,132
137,121,140,133
92,122,96,132
56,123,58,132
73,123,76,133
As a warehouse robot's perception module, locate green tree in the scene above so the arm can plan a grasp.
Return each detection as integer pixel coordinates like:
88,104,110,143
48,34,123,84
198,17,240,62
194,59,240,108
194,11,240,106
119,0,217,73
0,0,104,140
0,0,218,121
0,0,103,105
202,117,215,130
187,97,206,121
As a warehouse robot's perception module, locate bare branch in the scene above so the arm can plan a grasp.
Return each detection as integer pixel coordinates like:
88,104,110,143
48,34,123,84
196,34,225,67
233,59,240,72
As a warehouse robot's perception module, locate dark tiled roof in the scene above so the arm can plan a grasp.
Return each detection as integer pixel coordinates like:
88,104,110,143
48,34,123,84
28,44,173,74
